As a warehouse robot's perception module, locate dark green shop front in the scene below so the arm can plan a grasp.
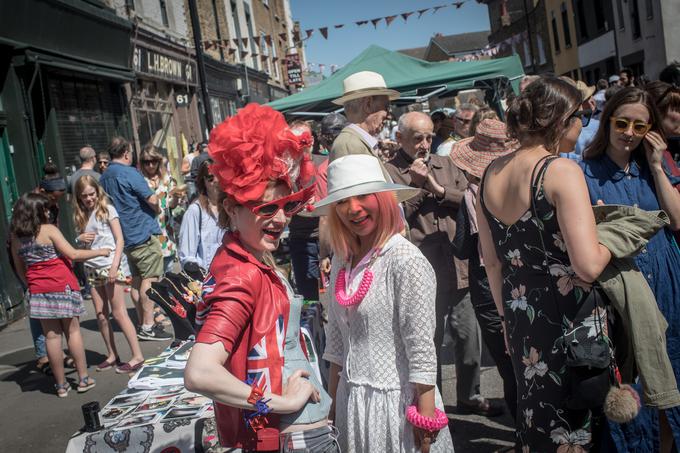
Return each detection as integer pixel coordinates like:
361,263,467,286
0,0,134,327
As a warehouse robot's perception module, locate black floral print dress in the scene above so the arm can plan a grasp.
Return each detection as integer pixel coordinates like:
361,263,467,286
480,157,602,452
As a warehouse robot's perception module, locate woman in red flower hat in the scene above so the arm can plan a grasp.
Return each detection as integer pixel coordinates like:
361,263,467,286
184,104,337,452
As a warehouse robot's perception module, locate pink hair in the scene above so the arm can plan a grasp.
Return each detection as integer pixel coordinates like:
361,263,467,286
327,191,404,260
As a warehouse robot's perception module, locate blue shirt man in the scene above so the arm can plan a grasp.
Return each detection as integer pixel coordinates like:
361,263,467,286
99,137,170,342
100,162,161,247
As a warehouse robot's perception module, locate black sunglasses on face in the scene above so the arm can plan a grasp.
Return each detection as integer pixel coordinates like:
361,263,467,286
570,109,593,128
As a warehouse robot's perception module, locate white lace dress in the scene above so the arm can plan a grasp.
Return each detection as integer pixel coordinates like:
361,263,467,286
324,234,454,453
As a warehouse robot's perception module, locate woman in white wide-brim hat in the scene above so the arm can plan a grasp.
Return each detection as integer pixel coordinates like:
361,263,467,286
314,154,454,453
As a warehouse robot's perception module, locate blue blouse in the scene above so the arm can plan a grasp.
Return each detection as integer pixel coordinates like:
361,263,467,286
178,202,225,270
580,154,680,451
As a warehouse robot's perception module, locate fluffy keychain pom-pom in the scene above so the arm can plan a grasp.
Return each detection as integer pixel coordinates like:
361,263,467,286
604,384,641,423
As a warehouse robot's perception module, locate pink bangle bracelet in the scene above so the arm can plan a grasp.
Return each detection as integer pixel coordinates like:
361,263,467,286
406,405,448,432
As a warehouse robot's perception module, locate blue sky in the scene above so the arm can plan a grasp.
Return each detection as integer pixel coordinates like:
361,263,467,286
290,0,491,74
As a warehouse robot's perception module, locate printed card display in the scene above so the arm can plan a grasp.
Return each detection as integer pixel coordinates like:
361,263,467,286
100,405,136,425
162,406,206,421
113,412,162,430
107,392,150,407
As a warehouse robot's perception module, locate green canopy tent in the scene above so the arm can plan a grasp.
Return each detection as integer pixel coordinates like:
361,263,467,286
268,45,525,114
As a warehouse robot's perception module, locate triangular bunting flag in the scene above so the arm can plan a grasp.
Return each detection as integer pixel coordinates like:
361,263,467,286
241,37,249,47
251,51,258,58
279,32,287,41
370,18,382,28
305,29,314,38
233,38,240,47
433,5,446,13
401,12,414,22
264,35,273,47
272,56,278,62
319,27,328,39
334,24,345,29
205,42,212,50
385,15,397,26
240,50,249,59
453,1,464,8
417,8,430,18
228,47,236,55
356,20,368,26
252,36,261,46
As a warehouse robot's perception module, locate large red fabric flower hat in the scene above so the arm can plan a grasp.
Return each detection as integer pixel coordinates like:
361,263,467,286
208,103,315,204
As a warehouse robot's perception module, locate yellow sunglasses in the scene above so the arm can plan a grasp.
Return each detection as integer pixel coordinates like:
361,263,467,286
610,117,652,137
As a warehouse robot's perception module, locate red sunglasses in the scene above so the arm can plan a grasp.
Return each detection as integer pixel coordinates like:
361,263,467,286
248,185,316,219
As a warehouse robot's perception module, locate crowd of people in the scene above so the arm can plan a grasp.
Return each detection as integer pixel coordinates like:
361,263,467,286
6,60,680,452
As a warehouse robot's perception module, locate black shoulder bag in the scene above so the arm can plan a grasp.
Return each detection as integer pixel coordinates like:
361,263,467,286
530,157,613,411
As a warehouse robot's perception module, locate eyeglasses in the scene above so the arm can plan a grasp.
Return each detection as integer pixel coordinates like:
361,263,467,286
456,116,472,125
610,116,652,136
142,159,159,165
248,185,315,219
570,109,593,128
98,161,110,166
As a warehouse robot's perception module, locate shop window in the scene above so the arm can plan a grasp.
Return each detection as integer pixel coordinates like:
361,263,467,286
561,3,572,48
551,12,561,53
48,74,129,169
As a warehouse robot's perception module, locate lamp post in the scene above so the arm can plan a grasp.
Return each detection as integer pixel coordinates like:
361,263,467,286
187,0,214,131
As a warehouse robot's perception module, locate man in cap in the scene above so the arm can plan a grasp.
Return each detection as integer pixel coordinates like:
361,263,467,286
608,74,622,87
384,112,503,417
68,146,100,194
330,71,399,163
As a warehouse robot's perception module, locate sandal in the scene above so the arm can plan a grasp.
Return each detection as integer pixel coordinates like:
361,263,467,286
95,358,119,372
55,382,70,398
77,376,96,393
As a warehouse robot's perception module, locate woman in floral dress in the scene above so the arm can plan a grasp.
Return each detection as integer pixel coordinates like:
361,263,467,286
140,145,177,272
477,76,613,451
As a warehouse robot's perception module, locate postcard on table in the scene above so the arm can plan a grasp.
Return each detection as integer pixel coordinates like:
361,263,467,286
135,397,175,413
100,405,136,425
108,392,150,407
113,412,162,430
161,406,206,421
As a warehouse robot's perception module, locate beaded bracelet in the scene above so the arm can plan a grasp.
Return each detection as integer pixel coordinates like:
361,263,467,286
406,405,449,432
243,379,272,431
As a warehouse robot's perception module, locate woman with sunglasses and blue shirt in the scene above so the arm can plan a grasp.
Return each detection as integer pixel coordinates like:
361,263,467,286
580,87,680,453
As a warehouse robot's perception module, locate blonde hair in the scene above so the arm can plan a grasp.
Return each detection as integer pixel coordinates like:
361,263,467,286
140,144,166,178
327,191,404,261
73,175,110,232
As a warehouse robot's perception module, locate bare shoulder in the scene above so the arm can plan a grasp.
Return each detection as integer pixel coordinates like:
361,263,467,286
543,157,588,200
544,157,585,185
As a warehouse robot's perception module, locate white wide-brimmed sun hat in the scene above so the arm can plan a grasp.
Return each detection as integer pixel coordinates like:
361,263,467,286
332,71,401,106
311,154,420,216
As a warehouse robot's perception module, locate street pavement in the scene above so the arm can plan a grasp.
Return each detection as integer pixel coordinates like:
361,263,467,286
0,295,515,452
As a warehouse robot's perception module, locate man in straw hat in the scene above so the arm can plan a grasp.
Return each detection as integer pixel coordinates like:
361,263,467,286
330,71,399,164
450,118,520,419
384,112,503,417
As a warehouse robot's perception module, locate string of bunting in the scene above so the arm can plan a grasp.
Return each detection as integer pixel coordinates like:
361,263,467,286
201,1,472,53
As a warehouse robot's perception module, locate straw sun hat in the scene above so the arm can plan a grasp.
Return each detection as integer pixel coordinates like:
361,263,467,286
311,154,419,216
332,71,400,106
449,119,519,179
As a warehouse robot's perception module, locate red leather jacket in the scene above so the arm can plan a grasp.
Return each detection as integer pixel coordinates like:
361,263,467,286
196,233,290,451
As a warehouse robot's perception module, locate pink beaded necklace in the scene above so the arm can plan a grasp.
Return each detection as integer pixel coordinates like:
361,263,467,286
335,249,381,307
